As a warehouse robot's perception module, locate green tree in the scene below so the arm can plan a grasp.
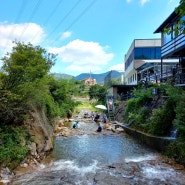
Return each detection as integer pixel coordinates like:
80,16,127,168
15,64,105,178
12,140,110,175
1,41,56,93
166,0,185,35
0,42,56,125
48,76,78,117
89,84,107,104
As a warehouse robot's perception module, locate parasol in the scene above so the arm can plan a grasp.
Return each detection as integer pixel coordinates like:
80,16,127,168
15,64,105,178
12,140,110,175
95,105,107,110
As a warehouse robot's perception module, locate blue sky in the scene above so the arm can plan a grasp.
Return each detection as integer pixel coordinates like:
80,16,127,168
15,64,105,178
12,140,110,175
0,0,180,76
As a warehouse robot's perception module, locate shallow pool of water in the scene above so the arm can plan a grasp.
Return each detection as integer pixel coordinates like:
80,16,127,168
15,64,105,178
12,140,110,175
52,134,154,166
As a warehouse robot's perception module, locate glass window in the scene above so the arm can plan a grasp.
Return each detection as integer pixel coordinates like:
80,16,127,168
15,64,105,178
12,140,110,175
125,50,134,70
155,48,161,59
178,16,185,34
162,22,181,44
163,31,172,44
134,47,161,60
143,48,150,59
134,48,143,59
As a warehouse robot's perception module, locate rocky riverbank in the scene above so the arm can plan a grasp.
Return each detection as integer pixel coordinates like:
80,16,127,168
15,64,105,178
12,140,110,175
0,117,124,185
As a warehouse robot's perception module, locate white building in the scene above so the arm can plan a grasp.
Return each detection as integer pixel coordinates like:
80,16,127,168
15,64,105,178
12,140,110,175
124,39,178,85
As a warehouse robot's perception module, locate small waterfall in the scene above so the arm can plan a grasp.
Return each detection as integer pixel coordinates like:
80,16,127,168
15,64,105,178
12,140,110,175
170,127,178,139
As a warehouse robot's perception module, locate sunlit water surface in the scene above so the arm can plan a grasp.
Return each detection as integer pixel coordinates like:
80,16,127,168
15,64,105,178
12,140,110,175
52,134,153,166
11,120,185,185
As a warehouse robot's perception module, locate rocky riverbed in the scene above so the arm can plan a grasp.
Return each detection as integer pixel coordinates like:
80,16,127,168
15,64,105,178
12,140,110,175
2,116,185,185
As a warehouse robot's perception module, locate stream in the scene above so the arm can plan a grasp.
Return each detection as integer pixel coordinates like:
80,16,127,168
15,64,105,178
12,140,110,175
11,118,185,185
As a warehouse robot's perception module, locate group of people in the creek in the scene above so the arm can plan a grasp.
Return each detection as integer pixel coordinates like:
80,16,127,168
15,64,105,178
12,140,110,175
72,112,108,133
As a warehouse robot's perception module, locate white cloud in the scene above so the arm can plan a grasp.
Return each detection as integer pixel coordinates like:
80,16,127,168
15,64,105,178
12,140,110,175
61,31,72,40
168,0,179,7
168,0,178,4
126,0,150,5
140,0,150,6
0,22,45,55
48,39,114,74
109,63,125,72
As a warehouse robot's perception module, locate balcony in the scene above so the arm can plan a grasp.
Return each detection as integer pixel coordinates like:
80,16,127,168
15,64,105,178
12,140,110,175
139,67,185,86
162,33,185,58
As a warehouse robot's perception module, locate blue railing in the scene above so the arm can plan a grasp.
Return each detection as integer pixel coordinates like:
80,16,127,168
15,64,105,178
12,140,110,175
161,33,185,58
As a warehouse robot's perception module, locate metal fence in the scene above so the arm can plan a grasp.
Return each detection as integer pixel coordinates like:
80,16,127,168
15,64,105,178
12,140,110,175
139,68,185,85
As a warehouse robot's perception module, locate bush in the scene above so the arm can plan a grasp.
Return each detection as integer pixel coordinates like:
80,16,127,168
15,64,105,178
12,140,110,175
124,83,179,136
166,141,185,166
0,126,29,169
124,87,153,128
174,91,185,139
147,97,176,136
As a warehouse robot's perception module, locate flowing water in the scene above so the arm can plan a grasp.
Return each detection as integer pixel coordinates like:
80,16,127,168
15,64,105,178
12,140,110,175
11,120,185,185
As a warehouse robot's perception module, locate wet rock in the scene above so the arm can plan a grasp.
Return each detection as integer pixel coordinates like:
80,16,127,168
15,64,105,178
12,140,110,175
59,173,77,185
44,139,53,152
20,163,28,168
0,167,14,185
115,127,124,132
93,171,132,185
55,126,74,137
28,142,37,156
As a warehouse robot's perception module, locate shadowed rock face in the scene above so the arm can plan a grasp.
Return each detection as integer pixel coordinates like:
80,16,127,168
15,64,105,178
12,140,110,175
26,107,53,158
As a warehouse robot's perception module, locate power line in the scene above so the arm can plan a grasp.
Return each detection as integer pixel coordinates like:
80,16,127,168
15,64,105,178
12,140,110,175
14,0,27,23
43,0,83,44
6,0,27,45
50,0,98,46
30,0,64,43
43,0,64,25
64,0,98,32
19,0,43,40
6,0,98,48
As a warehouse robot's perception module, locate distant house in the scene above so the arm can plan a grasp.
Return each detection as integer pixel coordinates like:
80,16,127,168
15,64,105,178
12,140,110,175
154,7,185,85
81,77,97,87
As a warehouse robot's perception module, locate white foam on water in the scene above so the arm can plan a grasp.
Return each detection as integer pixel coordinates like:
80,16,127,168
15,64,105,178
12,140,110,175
142,165,175,181
38,163,46,169
124,154,157,163
50,159,100,175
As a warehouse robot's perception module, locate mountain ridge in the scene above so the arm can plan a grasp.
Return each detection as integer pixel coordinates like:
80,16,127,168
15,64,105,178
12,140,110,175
52,70,122,84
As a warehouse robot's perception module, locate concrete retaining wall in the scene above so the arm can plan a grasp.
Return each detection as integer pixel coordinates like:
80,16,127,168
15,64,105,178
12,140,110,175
122,125,176,152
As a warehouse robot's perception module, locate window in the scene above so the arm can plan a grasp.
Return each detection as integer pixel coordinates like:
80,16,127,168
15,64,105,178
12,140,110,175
155,48,161,59
134,47,161,59
125,50,134,70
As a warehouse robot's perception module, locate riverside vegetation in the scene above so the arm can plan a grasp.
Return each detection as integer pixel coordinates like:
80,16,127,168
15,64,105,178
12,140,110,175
123,82,185,165
0,41,185,175
0,41,84,171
